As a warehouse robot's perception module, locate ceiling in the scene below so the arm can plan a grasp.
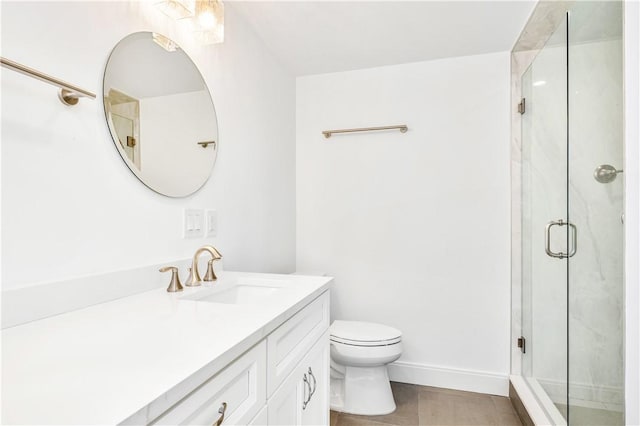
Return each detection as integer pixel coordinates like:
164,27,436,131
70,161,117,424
230,1,537,76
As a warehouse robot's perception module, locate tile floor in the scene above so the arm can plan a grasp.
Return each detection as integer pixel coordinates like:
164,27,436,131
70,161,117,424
330,382,523,426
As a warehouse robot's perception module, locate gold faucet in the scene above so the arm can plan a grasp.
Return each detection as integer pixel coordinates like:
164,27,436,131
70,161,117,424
185,245,222,286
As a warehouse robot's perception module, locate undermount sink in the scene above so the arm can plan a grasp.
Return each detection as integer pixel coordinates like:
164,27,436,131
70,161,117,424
195,285,279,304
181,278,286,305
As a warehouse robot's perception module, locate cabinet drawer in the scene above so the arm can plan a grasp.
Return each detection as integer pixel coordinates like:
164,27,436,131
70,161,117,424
152,341,266,426
267,291,330,396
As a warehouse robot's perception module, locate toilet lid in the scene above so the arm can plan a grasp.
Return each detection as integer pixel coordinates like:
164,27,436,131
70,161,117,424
330,320,402,346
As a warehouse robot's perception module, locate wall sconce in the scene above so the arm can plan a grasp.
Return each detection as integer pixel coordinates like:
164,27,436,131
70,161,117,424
155,0,224,45
194,0,225,45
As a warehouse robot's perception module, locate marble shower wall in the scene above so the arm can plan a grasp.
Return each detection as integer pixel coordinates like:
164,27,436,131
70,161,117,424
567,36,624,410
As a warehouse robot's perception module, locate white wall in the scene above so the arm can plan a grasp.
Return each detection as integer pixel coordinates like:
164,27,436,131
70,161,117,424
1,1,296,290
296,52,512,395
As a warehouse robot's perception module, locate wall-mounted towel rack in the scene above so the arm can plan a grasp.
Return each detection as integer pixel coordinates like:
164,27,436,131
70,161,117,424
1,57,96,106
322,124,408,138
197,141,216,148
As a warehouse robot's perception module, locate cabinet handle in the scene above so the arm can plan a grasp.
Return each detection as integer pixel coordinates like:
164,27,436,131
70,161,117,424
302,374,311,410
308,367,317,400
213,402,227,426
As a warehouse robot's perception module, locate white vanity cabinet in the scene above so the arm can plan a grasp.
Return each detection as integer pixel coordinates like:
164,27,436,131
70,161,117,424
149,291,330,426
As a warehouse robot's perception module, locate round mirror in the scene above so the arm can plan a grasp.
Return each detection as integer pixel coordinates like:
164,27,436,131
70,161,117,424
103,32,218,197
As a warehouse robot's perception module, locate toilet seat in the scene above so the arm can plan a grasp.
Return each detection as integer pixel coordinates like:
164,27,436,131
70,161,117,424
330,335,401,346
330,320,402,347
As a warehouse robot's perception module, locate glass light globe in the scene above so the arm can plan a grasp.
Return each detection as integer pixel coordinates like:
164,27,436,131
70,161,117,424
197,9,217,29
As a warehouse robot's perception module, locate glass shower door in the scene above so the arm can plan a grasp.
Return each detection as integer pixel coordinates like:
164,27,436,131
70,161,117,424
521,15,569,423
567,2,624,424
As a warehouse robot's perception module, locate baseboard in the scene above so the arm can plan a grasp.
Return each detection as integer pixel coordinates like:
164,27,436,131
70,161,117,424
387,360,509,396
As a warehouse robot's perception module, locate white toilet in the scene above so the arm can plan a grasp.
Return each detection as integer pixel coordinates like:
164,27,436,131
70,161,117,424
329,320,403,416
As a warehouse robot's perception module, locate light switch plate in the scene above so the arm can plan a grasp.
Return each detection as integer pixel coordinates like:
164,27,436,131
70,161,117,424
184,209,204,238
206,209,217,237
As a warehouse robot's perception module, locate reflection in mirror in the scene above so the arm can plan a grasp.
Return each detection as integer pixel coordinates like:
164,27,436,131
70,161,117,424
107,89,140,169
103,32,218,197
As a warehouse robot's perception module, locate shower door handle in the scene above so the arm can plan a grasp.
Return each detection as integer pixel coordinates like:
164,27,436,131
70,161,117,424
545,219,577,259
568,222,577,258
545,220,565,258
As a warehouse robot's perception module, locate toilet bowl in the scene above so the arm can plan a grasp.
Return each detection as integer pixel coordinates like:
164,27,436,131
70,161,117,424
329,320,403,416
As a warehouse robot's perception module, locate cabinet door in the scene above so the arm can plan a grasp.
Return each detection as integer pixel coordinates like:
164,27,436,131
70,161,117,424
267,331,329,426
267,367,304,425
301,332,329,426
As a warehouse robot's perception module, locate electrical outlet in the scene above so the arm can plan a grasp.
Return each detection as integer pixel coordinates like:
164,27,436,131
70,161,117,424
206,209,217,237
184,209,204,238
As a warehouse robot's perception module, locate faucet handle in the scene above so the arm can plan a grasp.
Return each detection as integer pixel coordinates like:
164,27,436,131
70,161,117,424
159,266,183,293
204,258,218,282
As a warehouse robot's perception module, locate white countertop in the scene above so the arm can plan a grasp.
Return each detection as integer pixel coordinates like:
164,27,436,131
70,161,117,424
1,271,332,425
